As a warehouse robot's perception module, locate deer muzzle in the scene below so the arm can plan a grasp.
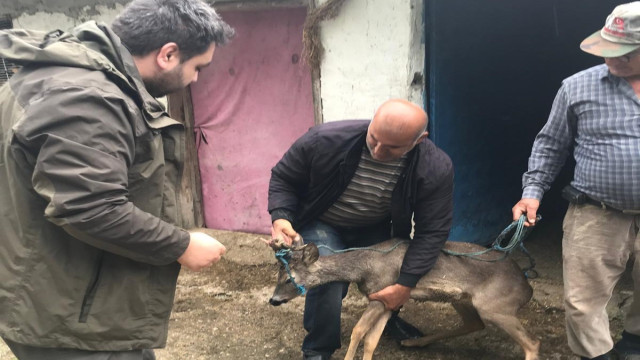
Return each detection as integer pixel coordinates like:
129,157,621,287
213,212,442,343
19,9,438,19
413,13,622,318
268,297,288,306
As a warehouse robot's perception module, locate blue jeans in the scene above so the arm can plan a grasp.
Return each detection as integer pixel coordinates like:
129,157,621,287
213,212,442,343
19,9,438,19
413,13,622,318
299,220,391,356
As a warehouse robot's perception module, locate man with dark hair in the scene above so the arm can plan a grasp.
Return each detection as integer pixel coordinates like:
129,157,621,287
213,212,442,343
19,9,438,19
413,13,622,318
0,0,234,359
269,99,454,360
513,2,640,359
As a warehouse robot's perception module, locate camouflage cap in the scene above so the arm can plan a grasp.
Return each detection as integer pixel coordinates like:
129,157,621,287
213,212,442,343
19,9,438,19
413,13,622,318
580,1,640,58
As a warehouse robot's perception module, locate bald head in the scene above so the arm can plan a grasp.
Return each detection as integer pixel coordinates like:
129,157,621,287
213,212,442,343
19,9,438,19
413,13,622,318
366,99,429,162
372,99,428,141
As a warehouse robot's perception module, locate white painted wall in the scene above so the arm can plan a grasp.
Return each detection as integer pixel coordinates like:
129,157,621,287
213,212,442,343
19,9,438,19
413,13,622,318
318,0,424,122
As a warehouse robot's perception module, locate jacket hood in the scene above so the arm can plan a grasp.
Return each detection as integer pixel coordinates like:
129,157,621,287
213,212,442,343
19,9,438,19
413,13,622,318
0,21,124,78
0,21,177,127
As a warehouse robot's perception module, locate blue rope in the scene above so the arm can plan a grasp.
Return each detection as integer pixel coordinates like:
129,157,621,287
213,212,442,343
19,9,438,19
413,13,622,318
274,216,540,293
275,249,307,295
317,240,408,254
442,214,541,278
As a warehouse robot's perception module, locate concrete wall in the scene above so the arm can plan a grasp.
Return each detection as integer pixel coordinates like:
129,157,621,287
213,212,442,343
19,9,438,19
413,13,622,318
317,0,424,122
5,1,127,31
4,0,308,31
3,0,425,122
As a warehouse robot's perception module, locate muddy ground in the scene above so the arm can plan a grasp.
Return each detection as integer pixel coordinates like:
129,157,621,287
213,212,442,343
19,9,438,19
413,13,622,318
0,221,633,360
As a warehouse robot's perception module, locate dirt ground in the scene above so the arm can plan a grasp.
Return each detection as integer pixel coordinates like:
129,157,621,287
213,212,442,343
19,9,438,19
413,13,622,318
0,221,634,360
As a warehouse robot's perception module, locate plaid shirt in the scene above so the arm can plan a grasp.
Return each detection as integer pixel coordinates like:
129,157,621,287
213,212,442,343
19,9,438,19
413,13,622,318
523,63,640,210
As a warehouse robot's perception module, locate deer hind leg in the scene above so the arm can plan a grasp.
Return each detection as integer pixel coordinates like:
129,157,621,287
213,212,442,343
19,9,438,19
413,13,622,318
401,301,485,347
476,310,540,360
344,301,389,360
361,307,392,360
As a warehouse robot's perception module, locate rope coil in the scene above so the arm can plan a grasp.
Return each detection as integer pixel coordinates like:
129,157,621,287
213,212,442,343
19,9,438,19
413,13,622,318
442,215,541,278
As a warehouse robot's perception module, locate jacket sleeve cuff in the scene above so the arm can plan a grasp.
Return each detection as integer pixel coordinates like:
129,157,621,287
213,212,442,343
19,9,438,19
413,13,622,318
270,208,296,224
171,228,192,263
396,272,420,288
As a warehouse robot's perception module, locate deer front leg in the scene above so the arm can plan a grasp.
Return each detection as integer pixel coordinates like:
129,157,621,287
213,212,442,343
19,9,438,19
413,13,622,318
362,306,392,360
344,301,388,360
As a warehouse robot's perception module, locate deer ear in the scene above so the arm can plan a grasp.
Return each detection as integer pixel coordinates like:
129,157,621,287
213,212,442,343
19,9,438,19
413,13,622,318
292,234,304,247
302,243,319,265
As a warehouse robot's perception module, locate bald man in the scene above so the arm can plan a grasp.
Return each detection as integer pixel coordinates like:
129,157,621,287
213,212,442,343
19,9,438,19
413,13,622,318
268,99,454,360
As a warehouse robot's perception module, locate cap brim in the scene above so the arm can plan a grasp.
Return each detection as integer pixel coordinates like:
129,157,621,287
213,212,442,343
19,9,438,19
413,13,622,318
580,30,640,57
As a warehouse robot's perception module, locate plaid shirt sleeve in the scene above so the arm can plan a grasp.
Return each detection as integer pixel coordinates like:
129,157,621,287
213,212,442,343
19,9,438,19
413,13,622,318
522,83,576,200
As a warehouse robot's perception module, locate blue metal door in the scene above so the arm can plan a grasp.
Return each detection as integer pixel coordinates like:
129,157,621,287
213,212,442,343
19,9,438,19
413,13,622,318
426,0,626,243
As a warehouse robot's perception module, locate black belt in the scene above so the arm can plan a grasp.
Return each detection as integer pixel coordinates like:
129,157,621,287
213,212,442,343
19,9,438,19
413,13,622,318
583,197,640,215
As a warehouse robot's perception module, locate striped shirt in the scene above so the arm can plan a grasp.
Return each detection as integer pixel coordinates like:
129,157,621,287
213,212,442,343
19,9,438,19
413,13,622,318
523,64,640,210
319,145,407,227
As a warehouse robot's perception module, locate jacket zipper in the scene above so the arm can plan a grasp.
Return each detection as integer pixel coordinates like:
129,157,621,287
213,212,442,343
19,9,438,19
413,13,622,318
78,252,104,323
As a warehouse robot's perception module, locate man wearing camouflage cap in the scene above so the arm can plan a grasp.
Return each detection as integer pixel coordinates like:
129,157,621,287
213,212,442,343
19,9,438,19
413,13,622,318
512,2,640,359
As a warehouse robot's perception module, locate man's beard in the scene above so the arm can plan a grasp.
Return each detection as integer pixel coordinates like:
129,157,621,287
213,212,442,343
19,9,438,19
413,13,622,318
143,66,185,98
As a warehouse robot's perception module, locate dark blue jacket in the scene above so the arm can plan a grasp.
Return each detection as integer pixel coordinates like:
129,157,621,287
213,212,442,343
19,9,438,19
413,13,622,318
268,120,454,287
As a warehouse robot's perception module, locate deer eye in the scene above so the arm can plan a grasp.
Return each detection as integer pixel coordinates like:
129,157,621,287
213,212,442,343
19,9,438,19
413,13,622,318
285,279,292,284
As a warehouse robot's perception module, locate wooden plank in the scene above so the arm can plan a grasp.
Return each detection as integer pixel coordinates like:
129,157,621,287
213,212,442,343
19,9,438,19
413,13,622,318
168,88,205,229
306,0,323,124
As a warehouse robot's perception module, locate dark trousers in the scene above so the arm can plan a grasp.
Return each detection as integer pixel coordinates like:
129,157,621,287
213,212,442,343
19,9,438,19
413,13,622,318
3,338,156,360
299,220,391,356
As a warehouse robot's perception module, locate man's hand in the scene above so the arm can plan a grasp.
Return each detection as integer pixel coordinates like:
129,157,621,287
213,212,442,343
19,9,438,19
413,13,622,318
512,198,540,227
271,219,300,246
178,231,226,271
368,284,412,311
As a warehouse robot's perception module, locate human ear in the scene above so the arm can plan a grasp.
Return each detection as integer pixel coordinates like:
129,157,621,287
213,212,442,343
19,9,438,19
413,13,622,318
416,131,429,143
156,42,180,70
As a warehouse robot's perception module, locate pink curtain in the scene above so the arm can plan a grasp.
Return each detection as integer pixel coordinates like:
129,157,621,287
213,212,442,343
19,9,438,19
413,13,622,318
190,8,315,234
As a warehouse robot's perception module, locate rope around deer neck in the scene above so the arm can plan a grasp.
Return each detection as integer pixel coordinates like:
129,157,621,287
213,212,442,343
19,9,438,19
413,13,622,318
275,249,307,295
275,241,407,296
441,214,541,278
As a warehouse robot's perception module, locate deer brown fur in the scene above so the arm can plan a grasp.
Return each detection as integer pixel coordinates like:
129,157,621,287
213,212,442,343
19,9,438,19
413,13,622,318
267,238,540,360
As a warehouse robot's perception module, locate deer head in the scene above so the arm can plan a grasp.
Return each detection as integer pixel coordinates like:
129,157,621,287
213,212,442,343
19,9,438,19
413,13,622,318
264,237,319,306
261,233,304,251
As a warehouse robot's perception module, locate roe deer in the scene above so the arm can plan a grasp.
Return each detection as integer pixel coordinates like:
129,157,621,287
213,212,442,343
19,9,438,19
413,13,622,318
266,238,540,360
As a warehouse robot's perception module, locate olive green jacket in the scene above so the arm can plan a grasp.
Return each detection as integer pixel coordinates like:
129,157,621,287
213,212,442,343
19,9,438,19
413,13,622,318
0,21,191,350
